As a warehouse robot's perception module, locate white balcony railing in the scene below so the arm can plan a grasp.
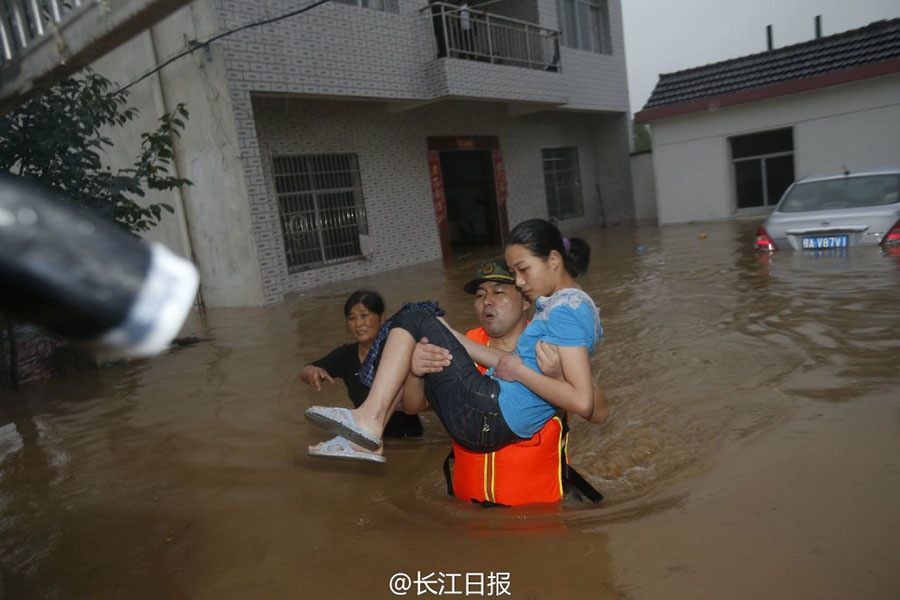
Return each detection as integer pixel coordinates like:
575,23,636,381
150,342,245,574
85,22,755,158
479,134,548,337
424,2,560,72
0,0,192,115
0,0,85,65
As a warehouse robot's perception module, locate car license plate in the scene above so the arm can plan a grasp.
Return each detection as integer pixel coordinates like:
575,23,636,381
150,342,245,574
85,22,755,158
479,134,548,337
802,235,848,249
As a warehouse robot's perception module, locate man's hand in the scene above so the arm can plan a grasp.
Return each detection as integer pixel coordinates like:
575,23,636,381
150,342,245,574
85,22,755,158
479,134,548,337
535,341,563,380
304,366,334,391
410,337,452,377
494,352,524,382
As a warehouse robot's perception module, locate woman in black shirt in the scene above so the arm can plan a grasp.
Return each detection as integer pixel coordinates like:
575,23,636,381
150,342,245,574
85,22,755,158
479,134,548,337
300,290,423,438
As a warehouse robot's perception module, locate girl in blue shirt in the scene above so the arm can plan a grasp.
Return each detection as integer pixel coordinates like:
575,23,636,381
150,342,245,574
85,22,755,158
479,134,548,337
307,218,606,463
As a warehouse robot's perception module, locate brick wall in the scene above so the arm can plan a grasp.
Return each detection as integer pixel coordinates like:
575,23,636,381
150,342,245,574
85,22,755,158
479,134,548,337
211,0,632,302
250,97,632,302
0,321,96,388
556,0,630,111
215,0,628,110
425,58,569,104
217,0,433,99
591,112,635,225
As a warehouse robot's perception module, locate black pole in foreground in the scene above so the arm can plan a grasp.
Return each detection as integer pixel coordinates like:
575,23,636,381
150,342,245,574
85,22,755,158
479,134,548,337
0,173,198,358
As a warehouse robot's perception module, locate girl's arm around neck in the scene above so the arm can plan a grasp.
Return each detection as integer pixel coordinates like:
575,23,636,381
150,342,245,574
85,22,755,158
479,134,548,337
437,316,506,368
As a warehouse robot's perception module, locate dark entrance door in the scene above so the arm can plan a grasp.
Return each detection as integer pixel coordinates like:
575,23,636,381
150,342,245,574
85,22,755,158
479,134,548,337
439,150,499,253
426,136,508,260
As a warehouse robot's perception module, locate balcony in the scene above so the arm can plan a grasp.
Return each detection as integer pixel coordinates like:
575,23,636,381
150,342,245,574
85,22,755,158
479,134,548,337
425,2,560,71
0,0,191,114
422,2,567,107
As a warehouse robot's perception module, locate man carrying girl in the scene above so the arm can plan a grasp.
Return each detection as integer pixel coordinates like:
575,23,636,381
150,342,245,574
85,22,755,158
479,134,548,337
307,218,608,463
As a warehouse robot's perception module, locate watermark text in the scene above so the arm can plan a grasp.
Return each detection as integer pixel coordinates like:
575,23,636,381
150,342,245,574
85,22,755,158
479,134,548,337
389,571,511,596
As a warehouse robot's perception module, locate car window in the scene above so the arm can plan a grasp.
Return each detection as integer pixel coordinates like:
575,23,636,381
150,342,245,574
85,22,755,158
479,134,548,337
778,174,900,212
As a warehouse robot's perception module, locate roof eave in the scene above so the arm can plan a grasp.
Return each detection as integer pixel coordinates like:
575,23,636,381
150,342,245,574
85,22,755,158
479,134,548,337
634,57,900,124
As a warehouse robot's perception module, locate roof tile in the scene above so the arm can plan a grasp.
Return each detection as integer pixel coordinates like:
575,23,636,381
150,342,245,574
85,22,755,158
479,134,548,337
643,19,900,111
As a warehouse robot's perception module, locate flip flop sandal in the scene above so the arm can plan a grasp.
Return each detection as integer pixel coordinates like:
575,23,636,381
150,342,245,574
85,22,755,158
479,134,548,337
308,436,386,464
305,406,382,451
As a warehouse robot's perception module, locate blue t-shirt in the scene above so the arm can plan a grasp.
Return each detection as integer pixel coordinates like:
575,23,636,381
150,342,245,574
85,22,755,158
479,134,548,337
496,288,602,438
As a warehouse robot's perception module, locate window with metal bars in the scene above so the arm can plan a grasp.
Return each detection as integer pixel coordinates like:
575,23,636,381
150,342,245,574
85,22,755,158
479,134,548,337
542,147,584,220
272,154,369,272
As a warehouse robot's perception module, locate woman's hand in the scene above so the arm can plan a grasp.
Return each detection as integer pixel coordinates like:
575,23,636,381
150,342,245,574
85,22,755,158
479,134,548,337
535,341,563,380
410,337,452,376
494,352,524,382
300,365,334,391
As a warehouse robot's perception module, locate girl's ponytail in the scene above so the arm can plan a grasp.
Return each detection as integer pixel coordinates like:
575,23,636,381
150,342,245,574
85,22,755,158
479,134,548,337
507,219,591,277
562,236,590,277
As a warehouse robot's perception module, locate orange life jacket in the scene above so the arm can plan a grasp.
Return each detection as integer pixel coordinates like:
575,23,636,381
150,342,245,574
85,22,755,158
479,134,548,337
446,327,569,506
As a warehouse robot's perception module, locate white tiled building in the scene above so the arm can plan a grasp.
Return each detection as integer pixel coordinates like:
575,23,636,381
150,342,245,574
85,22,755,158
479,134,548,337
636,19,900,226
95,0,634,306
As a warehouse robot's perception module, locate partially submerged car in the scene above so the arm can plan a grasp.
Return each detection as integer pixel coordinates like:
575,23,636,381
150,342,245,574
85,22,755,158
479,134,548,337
755,166,900,251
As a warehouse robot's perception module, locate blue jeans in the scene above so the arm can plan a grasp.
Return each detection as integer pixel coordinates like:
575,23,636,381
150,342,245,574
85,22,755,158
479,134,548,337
392,308,521,452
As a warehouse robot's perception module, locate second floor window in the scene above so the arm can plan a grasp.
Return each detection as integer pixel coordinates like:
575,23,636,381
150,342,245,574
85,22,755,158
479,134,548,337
542,147,584,221
272,154,369,272
333,0,390,10
557,0,612,54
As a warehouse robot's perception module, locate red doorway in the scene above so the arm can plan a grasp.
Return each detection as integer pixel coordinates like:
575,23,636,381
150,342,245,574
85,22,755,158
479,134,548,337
427,136,509,260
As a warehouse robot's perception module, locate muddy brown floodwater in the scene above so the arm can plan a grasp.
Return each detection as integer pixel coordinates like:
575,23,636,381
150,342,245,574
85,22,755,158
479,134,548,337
1,219,899,599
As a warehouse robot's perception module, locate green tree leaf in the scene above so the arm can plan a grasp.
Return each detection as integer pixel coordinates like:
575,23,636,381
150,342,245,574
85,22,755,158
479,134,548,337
0,70,192,234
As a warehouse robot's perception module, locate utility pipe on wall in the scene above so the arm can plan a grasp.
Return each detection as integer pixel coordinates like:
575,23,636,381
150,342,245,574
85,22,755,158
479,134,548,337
144,26,204,307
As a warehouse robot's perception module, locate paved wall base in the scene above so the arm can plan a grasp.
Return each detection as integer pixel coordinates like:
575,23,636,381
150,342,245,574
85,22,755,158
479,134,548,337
0,320,98,390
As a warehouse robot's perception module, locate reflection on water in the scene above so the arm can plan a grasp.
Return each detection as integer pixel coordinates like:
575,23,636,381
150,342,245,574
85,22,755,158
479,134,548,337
1,220,899,598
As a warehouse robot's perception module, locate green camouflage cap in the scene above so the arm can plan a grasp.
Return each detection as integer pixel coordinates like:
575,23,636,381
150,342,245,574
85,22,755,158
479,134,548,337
463,258,516,294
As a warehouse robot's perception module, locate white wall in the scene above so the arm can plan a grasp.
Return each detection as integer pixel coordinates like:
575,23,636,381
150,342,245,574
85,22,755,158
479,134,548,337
92,31,192,261
250,98,629,302
554,0,631,112
93,0,265,306
794,95,900,178
650,73,900,224
220,0,634,303
630,151,657,223
82,0,633,305
216,0,629,112
653,135,731,224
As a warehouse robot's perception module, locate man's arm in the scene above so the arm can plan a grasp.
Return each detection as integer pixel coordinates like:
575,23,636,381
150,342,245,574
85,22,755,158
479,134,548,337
409,337,451,375
436,316,506,368
399,337,447,414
